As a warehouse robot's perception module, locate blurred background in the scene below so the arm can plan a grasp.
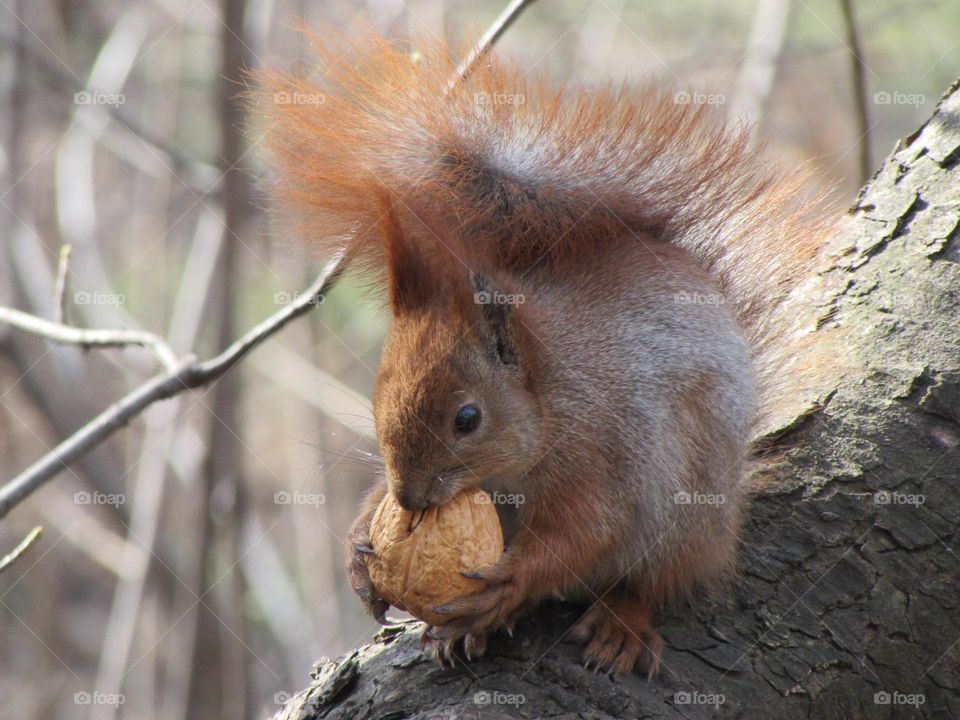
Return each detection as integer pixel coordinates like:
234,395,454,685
0,0,957,718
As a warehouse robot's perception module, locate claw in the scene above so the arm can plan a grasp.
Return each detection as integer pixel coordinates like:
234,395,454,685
461,570,484,580
431,604,453,616
355,543,376,556
353,586,371,601
372,603,389,625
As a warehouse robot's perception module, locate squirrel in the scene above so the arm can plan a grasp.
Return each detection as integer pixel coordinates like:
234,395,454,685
256,29,833,677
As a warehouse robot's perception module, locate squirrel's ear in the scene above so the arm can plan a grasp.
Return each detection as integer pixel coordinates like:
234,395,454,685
379,193,431,316
470,272,521,366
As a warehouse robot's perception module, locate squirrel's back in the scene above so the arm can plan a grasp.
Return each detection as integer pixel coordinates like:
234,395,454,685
511,236,754,601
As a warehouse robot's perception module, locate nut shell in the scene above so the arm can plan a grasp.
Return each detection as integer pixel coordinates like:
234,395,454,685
365,488,504,625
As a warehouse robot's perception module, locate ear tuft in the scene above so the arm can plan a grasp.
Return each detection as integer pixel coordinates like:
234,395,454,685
379,193,431,316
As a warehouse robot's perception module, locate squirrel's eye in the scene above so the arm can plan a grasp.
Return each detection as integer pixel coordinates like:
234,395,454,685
454,404,481,434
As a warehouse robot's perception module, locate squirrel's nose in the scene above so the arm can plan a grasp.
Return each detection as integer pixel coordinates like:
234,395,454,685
395,487,427,512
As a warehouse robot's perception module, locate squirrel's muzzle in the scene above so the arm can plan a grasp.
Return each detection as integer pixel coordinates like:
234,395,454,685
395,487,429,513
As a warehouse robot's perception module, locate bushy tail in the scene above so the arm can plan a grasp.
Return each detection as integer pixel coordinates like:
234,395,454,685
254,27,837,422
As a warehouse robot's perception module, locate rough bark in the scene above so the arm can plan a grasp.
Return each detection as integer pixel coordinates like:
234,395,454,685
271,81,960,720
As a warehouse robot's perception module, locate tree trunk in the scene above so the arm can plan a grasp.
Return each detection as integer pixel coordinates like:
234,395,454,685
271,80,960,720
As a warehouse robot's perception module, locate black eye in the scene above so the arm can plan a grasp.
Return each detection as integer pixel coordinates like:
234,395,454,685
454,404,481,434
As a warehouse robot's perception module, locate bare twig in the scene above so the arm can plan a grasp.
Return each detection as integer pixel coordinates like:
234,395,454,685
448,0,538,89
53,244,71,325
0,304,180,371
0,250,346,520
0,526,43,573
839,0,872,184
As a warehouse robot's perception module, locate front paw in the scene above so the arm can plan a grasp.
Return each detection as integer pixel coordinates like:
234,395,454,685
427,554,523,641
347,536,389,623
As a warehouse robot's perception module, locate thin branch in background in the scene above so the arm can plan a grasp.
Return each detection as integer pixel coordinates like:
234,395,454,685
53,245,71,325
0,525,43,573
0,249,346,520
0,244,176,370
184,0,254,715
0,303,180,371
448,0,538,90
839,0,872,184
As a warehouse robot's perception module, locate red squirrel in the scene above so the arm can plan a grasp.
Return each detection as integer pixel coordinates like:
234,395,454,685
257,30,831,677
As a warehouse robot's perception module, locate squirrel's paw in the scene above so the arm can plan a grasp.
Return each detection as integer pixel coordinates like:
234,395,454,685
419,627,488,668
347,537,389,624
569,599,664,679
426,554,522,640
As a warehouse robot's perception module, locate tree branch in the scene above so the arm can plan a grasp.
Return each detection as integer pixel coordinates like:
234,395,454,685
0,525,43,573
0,250,346,519
0,304,180,372
448,0,538,89
53,244,71,325
839,0,873,184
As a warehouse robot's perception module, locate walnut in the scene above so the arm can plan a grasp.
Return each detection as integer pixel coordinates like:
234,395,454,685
365,488,504,625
